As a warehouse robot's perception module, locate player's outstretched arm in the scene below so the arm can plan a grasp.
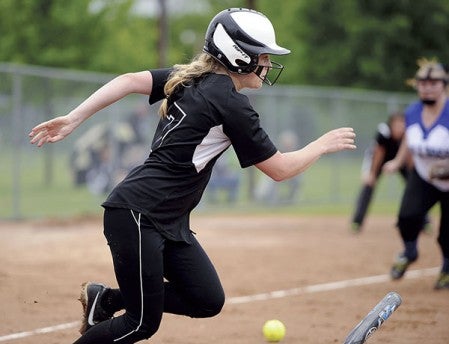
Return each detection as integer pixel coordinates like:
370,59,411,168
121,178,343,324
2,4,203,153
29,71,153,147
256,127,356,181
364,144,385,186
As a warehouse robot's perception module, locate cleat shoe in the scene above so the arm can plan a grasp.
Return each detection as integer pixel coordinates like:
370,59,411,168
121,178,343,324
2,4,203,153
79,282,113,334
390,254,417,280
434,273,449,290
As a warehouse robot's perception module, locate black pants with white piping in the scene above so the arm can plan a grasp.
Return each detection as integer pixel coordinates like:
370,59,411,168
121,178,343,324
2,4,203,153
74,207,225,344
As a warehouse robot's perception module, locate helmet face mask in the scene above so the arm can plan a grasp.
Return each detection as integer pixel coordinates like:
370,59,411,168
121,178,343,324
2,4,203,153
253,61,285,86
405,58,449,106
203,8,290,85
407,58,449,88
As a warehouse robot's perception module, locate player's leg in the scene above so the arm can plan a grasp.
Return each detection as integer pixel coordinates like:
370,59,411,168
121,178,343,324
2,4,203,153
391,170,437,279
75,207,166,344
435,192,449,289
399,167,432,234
162,231,225,318
351,144,375,232
351,184,374,232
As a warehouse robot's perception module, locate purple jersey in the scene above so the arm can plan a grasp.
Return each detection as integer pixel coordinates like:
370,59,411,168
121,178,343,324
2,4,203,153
405,99,449,191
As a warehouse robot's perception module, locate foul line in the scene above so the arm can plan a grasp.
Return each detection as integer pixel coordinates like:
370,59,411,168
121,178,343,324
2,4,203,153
0,267,439,342
226,266,439,304
0,322,80,342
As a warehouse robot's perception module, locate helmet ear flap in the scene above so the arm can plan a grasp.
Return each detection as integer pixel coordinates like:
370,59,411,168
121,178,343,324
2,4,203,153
206,22,255,74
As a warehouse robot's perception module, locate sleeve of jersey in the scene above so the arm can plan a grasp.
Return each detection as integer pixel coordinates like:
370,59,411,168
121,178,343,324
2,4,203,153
375,122,390,146
222,95,278,168
148,68,173,105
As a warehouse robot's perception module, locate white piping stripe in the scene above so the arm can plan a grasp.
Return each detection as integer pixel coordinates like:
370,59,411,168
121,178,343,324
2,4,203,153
192,124,231,173
226,267,440,304
156,102,187,148
113,210,144,342
0,267,439,342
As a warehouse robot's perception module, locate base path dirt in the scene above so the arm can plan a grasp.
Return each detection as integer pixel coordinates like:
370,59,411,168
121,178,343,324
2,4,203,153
0,214,447,343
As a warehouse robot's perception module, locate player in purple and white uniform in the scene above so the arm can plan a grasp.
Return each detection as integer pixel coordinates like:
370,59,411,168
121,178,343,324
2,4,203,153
351,111,431,233
384,58,449,290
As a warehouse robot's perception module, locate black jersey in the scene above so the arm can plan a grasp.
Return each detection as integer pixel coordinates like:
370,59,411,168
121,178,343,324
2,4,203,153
102,70,277,242
375,122,401,163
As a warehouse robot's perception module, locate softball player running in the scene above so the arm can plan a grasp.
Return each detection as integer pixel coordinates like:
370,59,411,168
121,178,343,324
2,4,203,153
384,58,449,289
29,8,356,344
351,111,410,232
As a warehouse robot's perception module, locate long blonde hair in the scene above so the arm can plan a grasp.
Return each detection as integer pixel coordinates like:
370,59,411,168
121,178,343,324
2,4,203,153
159,53,221,117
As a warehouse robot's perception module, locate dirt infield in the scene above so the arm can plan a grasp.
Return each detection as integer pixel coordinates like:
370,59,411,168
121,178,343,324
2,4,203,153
0,214,448,344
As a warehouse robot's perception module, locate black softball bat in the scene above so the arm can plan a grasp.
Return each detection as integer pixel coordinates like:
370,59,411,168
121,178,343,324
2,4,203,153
343,291,402,344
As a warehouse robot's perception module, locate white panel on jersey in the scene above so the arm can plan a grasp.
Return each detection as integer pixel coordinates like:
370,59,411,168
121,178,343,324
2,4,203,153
192,125,231,173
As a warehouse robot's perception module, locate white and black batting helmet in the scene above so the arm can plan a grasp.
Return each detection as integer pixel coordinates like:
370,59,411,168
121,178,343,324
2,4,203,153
203,8,290,85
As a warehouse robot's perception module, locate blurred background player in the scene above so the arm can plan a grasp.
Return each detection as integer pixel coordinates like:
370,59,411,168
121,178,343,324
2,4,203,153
71,102,150,194
255,129,302,204
351,112,411,232
206,149,240,204
383,58,449,290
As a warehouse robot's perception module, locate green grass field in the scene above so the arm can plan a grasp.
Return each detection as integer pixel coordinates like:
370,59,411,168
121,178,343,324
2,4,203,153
0,151,404,220
0,152,102,219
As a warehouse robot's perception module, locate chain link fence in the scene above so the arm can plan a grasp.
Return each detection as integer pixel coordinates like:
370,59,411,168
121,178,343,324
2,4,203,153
0,63,416,220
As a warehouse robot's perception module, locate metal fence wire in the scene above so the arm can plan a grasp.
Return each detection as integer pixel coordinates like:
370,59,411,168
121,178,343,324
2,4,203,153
0,63,416,219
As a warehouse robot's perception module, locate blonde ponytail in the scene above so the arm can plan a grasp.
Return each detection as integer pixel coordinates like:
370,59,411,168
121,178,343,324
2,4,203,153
159,53,220,117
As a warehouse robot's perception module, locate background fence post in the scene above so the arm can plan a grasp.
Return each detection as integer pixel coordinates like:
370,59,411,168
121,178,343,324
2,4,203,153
12,71,22,220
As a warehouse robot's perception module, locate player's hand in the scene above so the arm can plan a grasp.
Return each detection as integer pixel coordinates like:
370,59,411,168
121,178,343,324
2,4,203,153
382,160,400,174
317,127,356,154
29,115,76,147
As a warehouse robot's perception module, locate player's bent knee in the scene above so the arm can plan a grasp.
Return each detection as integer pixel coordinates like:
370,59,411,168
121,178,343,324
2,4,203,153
111,314,161,343
192,293,225,318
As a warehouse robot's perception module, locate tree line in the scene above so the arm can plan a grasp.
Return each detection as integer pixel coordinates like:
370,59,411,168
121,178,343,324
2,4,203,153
1,0,449,91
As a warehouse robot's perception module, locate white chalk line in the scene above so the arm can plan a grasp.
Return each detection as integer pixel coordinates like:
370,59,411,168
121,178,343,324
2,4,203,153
227,266,439,304
0,321,80,342
0,267,439,342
